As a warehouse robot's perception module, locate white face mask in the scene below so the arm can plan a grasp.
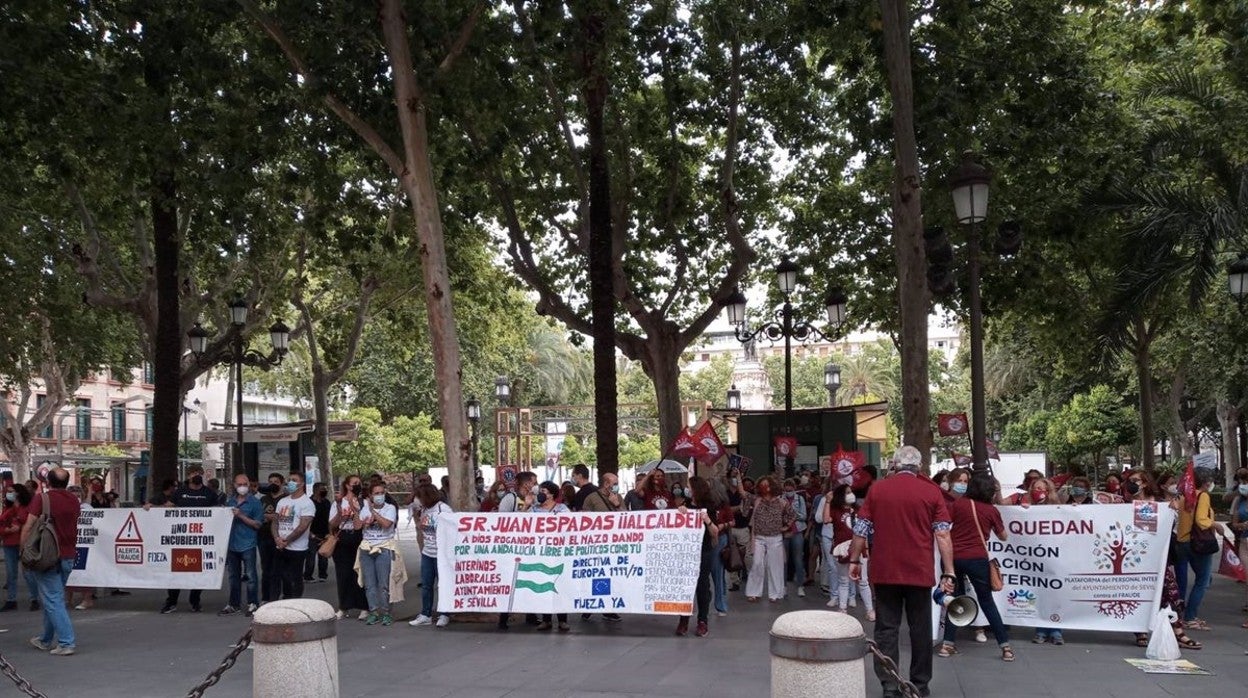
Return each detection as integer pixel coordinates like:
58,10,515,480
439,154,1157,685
372,494,386,506
236,485,249,496
845,493,857,506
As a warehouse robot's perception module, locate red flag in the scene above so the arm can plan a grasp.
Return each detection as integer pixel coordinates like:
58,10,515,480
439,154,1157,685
691,422,726,465
1219,538,1247,582
773,435,799,460
985,438,1001,461
1179,458,1197,511
950,452,973,467
670,428,697,459
827,445,866,486
937,413,969,437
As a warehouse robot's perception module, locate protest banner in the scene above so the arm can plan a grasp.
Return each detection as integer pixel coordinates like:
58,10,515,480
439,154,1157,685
986,503,1173,632
435,511,704,615
67,507,232,589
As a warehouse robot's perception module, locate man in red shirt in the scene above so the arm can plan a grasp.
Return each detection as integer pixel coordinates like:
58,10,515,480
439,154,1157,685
849,447,954,698
21,467,81,656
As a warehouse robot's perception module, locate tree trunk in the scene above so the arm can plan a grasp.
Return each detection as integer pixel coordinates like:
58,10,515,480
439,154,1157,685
576,0,620,477
878,0,930,464
1167,370,1192,460
1217,401,1241,486
311,368,333,486
1133,318,1155,469
143,21,183,495
640,334,683,454
378,0,471,511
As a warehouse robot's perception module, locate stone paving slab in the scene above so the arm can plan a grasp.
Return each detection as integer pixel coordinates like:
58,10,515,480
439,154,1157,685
2,539,1246,697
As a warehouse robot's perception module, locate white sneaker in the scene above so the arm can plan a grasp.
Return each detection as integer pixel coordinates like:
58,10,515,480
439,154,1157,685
358,610,369,621
827,599,838,608
409,614,432,626
335,610,345,619
797,587,806,598
436,615,450,627
848,598,857,608
975,629,988,643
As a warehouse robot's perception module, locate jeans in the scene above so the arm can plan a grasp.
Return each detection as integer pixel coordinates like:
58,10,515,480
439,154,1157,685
746,534,785,600
273,549,305,599
711,533,728,613
820,535,836,591
784,532,806,589
420,554,438,617
227,548,259,608
873,584,932,694
33,559,75,648
360,548,394,613
838,557,874,612
1181,542,1215,622
4,545,37,603
942,557,1009,646
303,540,328,580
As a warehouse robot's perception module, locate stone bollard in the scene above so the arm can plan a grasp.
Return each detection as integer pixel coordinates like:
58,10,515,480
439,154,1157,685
770,610,867,698
252,599,339,698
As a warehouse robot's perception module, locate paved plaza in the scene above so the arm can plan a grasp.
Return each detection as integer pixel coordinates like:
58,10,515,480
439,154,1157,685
2,532,1247,698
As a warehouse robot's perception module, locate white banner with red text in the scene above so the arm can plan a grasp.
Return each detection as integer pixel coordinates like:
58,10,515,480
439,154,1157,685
66,508,231,589
956,503,1175,633
435,510,705,615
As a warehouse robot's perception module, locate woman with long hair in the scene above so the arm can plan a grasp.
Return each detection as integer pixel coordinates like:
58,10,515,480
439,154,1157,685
328,475,370,620
479,481,508,513
529,481,571,632
744,475,796,603
1176,469,1218,630
1,483,38,611
409,483,454,628
938,473,1013,661
674,476,722,637
1023,478,1063,645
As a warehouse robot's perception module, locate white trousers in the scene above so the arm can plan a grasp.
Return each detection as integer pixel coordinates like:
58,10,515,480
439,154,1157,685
746,534,785,600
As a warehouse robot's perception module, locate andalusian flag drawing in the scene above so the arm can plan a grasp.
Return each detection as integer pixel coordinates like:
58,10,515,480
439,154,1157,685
514,562,564,594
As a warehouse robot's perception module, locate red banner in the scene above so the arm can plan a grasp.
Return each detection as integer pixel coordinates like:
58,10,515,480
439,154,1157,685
1178,459,1197,512
669,428,697,459
985,438,1001,461
691,422,725,466
950,452,973,467
773,435,798,461
1219,539,1247,582
826,445,866,488
937,413,969,437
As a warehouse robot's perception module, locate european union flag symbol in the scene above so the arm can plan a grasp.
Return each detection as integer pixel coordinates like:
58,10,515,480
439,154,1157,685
592,578,611,596
73,547,89,571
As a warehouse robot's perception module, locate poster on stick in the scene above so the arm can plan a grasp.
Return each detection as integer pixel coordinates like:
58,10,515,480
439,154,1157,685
435,511,704,615
68,508,231,589
987,504,1173,632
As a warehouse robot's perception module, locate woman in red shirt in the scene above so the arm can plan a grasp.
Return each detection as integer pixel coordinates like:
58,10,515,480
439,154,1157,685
824,484,875,621
1,483,38,611
938,473,1013,661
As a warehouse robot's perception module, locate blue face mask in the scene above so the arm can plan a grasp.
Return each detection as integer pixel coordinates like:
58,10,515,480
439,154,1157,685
285,481,299,494
1238,484,1248,496
951,482,967,495
1072,487,1088,497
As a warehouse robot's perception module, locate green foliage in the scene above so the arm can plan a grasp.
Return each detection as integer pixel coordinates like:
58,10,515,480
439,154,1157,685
680,355,736,406
330,407,394,476
1043,385,1139,468
385,414,445,472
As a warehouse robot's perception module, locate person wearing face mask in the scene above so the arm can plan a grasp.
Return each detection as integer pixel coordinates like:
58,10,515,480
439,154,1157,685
1023,478,1065,645
219,474,264,617
641,470,671,510
1104,473,1123,498
528,481,572,632
304,484,332,584
802,472,824,589
938,473,1013,661
675,477,722,637
256,473,288,604
479,481,509,512
1064,476,1095,505
271,473,315,601
1230,473,1248,625
725,469,750,591
410,483,454,628
580,472,623,513
781,479,809,598
1,483,38,612
357,482,401,626
826,484,874,619
1175,469,1220,631
87,476,111,509
329,475,370,620
743,475,796,603
156,469,220,614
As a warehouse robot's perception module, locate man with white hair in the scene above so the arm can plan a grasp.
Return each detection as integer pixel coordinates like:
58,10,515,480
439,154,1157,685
848,446,954,698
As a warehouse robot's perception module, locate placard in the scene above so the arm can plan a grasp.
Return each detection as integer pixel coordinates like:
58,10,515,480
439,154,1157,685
435,511,704,615
68,508,232,589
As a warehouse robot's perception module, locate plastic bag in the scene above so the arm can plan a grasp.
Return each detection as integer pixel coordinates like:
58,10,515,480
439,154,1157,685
1145,608,1180,661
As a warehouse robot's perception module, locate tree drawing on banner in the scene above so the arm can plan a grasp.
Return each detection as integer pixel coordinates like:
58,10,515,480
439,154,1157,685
1096,600,1141,620
1091,522,1147,574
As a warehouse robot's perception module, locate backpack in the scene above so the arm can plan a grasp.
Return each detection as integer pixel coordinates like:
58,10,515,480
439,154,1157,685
21,492,62,572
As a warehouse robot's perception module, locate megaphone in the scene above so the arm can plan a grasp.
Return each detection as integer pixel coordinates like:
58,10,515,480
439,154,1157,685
946,596,980,627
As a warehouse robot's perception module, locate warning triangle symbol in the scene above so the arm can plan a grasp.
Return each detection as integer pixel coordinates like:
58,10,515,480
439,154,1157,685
115,512,144,543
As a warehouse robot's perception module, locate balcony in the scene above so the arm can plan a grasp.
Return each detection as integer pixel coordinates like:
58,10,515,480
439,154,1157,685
32,426,150,446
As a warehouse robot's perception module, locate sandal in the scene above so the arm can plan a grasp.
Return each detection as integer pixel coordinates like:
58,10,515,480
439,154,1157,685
1002,645,1015,662
1241,619,1248,629
1174,630,1202,650
1135,633,1150,648
936,642,957,658
1185,619,1210,631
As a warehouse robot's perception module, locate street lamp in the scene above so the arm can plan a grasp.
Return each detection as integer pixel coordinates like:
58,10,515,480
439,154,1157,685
466,395,481,478
726,385,742,411
187,299,290,480
824,363,841,407
1227,255,1248,307
495,375,511,405
724,259,848,477
950,151,992,472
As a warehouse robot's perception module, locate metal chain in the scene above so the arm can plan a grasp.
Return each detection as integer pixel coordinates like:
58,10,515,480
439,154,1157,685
184,629,253,698
865,640,925,698
0,651,50,698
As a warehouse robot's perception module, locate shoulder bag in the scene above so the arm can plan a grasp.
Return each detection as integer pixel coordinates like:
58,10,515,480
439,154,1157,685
1189,493,1220,555
971,501,1004,592
21,492,61,572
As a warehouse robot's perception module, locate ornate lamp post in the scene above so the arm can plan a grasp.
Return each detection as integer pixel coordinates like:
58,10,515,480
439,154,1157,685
187,298,290,479
724,261,847,477
824,362,841,407
950,152,992,471
466,395,481,478
726,384,742,411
